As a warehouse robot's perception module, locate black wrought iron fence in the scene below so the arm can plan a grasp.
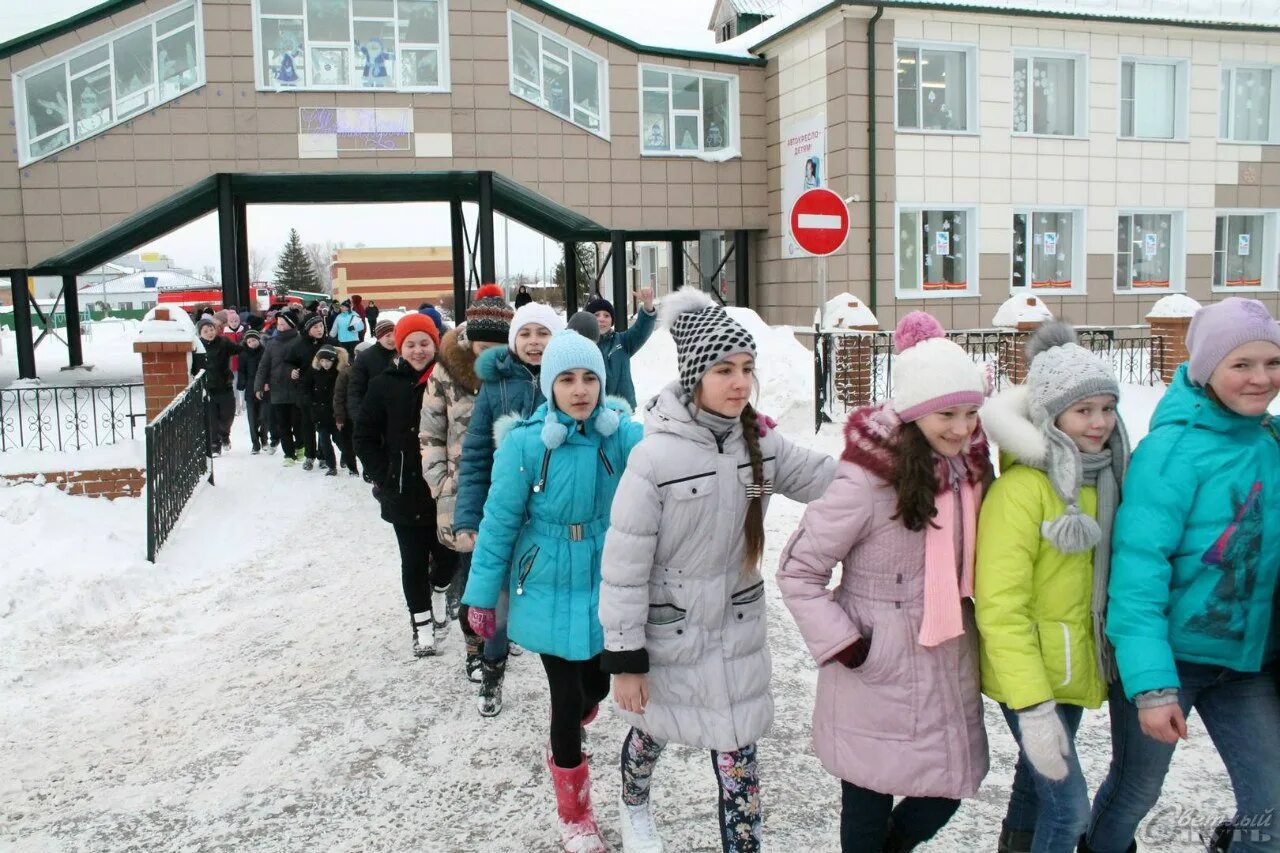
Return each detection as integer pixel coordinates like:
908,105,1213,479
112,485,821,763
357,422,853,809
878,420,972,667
0,383,145,452
814,325,1163,431
146,372,213,562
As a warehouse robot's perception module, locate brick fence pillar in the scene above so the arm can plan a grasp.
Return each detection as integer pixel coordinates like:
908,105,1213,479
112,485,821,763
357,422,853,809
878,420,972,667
133,308,195,421
995,298,1046,386
1148,316,1192,384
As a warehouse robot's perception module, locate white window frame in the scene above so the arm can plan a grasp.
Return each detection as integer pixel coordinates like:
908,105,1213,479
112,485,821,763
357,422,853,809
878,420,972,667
1011,49,1088,139
894,203,980,299
1118,56,1190,142
507,10,610,139
1010,207,1087,295
1114,209,1186,294
638,62,740,158
13,0,205,167
894,41,979,135
1218,63,1280,144
251,0,450,93
1212,209,1279,293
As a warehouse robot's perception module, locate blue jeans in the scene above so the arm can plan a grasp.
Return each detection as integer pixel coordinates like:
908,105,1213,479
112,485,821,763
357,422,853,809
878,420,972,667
1086,663,1280,853
1000,702,1089,853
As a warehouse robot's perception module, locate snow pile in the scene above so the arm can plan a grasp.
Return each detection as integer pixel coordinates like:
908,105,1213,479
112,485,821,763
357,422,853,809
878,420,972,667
1146,294,1202,319
992,295,1054,328
0,319,144,388
0,439,144,476
822,293,879,330
138,304,200,349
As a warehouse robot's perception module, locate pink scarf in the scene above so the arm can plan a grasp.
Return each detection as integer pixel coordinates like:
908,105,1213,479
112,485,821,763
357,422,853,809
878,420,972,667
919,478,980,648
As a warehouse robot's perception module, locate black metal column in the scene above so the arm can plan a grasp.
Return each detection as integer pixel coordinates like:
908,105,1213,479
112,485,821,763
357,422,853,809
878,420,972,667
450,198,467,312
477,172,497,285
216,174,238,308
564,242,579,315
611,231,628,332
62,273,83,368
734,230,750,308
234,196,250,309
9,270,35,379
670,240,685,290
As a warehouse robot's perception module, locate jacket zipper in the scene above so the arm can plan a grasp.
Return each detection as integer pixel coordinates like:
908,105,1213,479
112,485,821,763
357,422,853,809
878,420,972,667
516,544,541,596
398,451,405,493
598,447,614,476
1057,622,1073,687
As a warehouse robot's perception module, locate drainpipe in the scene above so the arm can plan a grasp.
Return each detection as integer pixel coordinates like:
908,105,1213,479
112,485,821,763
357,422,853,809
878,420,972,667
866,5,884,315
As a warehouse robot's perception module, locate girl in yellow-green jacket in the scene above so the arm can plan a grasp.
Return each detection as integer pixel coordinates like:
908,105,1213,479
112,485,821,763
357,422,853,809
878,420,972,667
976,323,1130,853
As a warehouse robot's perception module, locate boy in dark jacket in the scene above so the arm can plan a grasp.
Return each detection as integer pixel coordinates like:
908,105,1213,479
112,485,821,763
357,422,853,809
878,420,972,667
192,317,243,455
347,319,398,431
237,329,268,453
285,314,335,470
255,311,303,464
309,345,346,476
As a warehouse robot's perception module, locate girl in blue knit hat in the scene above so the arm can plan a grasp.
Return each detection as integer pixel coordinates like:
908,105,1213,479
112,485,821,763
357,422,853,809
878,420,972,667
462,329,644,853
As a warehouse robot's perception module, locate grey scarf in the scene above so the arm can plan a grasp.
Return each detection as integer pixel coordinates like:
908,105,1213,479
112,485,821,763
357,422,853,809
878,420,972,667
1079,450,1122,685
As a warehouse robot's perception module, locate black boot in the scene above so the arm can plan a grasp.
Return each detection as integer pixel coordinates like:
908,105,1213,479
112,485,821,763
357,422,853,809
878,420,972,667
999,821,1034,853
1204,822,1234,853
478,658,506,717
1076,836,1135,853
410,611,437,658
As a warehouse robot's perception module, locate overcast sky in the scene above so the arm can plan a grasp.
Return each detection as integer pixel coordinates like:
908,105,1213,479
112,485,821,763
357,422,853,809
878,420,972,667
3,1,724,280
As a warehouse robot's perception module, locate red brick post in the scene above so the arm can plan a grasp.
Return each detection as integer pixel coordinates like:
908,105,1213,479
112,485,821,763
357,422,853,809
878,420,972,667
996,298,1046,386
829,298,880,408
1148,316,1192,384
133,308,195,421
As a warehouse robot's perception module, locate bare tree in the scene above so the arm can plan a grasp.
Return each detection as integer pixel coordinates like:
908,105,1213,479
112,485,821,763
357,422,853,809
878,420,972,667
249,249,272,283
303,241,345,295
200,264,218,283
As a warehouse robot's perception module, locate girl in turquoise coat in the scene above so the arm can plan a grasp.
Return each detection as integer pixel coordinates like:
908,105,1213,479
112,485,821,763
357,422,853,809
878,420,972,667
1083,297,1280,853
463,330,644,853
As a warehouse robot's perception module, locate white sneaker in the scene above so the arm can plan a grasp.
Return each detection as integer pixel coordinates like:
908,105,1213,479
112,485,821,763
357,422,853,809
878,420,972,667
430,587,452,644
618,794,665,852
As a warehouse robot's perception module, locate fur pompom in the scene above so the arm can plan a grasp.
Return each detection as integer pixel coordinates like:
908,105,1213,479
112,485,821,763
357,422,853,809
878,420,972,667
893,311,945,354
595,406,620,436
475,283,505,299
1041,506,1102,554
1025,321,1079,364
658,286,715,329
541,412,568,449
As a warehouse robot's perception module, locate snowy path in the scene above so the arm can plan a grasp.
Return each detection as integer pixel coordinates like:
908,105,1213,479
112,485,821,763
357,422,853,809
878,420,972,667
2,430,1237,852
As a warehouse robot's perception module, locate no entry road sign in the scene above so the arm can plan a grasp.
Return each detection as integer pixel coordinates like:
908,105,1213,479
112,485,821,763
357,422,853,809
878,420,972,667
789,188,850,257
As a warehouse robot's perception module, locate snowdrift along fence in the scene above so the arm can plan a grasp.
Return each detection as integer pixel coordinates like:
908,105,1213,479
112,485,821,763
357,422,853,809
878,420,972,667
813,325,1163,432
0,383,145,452
146,372,213,562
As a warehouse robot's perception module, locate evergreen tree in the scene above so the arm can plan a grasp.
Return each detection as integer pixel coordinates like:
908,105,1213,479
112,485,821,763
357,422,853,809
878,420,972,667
552,242,597,307
272,228,318,296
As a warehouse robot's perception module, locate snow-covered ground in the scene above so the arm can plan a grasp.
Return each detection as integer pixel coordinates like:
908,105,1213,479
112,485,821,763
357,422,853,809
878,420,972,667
0,319,144,388
0,319,1238,851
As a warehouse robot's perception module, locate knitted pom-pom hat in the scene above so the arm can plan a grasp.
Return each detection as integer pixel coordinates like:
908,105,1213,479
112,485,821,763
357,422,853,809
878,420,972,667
891,311,987,422
659,287,757,392
465,283,514,344
537,330,619,448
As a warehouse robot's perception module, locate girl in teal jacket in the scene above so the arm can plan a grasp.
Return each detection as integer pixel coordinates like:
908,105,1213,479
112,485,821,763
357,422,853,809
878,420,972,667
462,330,643,853
1083,297,1280,853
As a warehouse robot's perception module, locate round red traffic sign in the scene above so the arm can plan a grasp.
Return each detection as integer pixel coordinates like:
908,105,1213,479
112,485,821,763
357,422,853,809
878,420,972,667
789,188,850,256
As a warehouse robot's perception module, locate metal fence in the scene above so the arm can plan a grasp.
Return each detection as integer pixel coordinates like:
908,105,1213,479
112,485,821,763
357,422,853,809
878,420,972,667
0,383,146,452
814,325,1163,432
146,373,213,562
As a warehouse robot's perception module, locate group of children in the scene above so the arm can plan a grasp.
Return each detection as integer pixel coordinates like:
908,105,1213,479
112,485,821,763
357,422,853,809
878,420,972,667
201,285,1280,853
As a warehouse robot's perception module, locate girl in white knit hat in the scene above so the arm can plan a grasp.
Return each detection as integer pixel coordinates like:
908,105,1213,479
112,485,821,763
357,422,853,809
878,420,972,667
777,310,991,853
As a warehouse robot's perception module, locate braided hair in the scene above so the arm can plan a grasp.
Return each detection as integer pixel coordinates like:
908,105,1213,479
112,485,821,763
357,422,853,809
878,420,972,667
739,404,766,575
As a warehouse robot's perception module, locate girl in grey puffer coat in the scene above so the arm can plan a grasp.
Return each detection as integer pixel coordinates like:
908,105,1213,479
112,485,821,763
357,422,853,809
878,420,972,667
599,289,835,853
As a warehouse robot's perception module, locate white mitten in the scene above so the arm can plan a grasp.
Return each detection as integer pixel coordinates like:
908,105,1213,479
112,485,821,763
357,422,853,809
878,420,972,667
1016,701,1071,781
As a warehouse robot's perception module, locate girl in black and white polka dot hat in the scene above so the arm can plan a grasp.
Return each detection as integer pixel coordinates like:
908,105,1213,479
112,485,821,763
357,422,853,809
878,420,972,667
598,287,837,852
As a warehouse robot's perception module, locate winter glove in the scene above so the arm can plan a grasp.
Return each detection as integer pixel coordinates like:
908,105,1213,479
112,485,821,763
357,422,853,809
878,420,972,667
468,607,496,640
832,636,871,669
757,413,778,437
1016,701,1071,781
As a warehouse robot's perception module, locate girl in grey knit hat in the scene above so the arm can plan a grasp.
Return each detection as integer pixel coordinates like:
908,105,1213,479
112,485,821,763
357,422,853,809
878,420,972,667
975,322,1130,853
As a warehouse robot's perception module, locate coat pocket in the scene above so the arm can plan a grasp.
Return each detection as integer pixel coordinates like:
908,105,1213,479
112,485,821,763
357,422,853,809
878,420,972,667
1037,621,1075,689
725,580,767,659
514,543,542,596
646,602,699,665
833,608,918,741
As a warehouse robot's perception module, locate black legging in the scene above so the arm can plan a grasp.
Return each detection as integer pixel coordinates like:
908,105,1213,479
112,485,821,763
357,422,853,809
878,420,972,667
390,523,458,614
839,781,960,853
540,653,610,768
271,402,302,457
295,401,318,460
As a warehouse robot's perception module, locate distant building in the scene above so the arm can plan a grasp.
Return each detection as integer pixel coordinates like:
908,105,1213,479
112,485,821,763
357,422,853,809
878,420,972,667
331,247,455,311
708,0,778,43
79,270,213,312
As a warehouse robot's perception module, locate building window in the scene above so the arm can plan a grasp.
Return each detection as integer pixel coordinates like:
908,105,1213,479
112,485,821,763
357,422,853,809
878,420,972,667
718,21,734,42
119,302,134,311
1219,65,1280,143
897,207,977,297
253,0,449,92
14,0,204,165
508,11,608,137
1013,52,1085,137
1214,213,1277,291
1119,58,1188,140
639,64,738,157
1116,211,1184,292
1012,210,1084,293
896,43,977,133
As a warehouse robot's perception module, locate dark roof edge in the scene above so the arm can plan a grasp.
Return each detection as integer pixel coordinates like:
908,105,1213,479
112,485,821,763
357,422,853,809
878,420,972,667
1,0,768,67
749,0,1280,53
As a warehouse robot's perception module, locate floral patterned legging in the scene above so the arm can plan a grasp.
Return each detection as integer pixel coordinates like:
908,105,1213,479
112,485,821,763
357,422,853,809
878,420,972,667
621,726,762,852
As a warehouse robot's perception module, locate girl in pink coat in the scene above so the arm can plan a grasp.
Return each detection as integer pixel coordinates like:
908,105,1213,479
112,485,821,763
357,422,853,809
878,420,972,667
778,312,992,852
